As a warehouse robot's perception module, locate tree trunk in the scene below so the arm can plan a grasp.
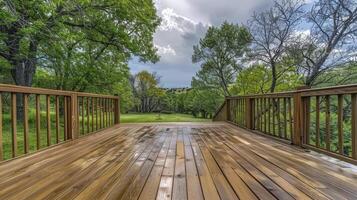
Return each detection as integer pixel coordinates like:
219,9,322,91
270,62,277,93
10,41,38,121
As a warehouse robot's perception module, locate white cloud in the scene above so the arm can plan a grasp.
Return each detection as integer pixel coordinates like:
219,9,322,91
129,0,280,87
155,44,176,56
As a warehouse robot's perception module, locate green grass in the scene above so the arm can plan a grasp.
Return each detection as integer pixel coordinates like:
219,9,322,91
120,113,210,123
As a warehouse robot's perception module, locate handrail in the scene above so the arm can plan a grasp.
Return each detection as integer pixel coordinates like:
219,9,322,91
0,84,118,99
215,84,357,165
0,84,120,161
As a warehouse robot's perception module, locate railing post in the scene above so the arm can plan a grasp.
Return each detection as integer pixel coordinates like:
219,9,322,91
68,94,79,139
292,86,310,146
114,96,120,124
226,98,230,122
293,90,302,145
245,98,253,129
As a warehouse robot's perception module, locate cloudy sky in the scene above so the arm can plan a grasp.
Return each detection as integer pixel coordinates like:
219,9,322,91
129,0,277,88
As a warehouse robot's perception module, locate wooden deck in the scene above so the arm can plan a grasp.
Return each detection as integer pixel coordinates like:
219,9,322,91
0,122,356,200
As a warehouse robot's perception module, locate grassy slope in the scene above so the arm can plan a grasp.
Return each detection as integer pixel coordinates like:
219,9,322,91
120,113,210,123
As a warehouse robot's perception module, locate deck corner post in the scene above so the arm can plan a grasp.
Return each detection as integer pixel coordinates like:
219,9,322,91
226,98,230,122
114,95,120,125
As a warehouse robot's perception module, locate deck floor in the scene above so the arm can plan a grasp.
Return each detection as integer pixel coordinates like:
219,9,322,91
0,122,356,200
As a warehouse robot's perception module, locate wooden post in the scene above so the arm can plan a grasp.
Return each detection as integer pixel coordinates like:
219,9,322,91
226,98,230,122
293,91,302,145
114,96,120,124
245,98,253,129
68,94,78,139
292,86,310,146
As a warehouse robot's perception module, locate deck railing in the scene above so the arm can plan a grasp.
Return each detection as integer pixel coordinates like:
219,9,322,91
214,85,357,164
0,84,120,160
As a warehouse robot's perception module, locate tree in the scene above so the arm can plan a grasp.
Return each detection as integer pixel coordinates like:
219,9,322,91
0,0,160,87
248,0,304,92
192,22,251,96
291,0,357,86
0,0,160,118
230,63,301,95
130,71,165,113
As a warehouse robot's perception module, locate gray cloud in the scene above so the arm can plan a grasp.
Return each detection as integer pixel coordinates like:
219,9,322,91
129,0,275,87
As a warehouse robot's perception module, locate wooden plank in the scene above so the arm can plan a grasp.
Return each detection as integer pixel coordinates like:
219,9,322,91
325,95,331,151
139,130,172,200
193,133,238,200
0,93,2,160
36,94,41,149
316,96,320,147
172,132,187,200
0,124,356,199
189,133,221,200
199,130,258,200
23,94,29,154
11,93,17,158
55,96,60,143
183,131,204,200
46,95,51,146
337,94,344,154
157,129,177,200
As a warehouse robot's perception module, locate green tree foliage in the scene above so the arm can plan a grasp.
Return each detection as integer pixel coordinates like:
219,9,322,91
0,0,159,113
130,71,165,113
0,0,160,87
231,63,301,95
192,22,251,96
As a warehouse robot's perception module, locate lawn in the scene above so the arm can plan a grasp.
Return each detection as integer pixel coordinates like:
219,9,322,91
120,113,210,123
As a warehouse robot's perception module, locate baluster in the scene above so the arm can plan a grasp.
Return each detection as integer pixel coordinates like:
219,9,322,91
56,96,60,143
23,94,29,154
11,93,17,158
325,95,331,151
64,96,68,141
0,93,3,160
36,94,41,149
46,95,51,146
87,97,90,133
316,96,320,147
352,94,357,159
283,98,287,139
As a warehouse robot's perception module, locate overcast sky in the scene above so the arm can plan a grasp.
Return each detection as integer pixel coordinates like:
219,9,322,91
129,0,278,88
